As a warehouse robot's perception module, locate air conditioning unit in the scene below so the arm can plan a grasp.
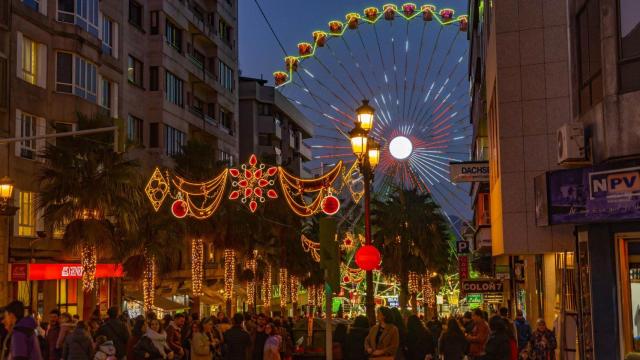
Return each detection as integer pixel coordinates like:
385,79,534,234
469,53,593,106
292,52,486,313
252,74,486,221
557,123,586,164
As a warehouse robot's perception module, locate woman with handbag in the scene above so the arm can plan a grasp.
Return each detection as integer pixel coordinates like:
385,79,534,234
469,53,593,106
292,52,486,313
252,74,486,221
365,307,399,359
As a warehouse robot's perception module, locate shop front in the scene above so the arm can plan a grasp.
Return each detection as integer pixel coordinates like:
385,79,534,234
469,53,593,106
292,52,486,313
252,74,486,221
537,162,640,360
9,263,123,319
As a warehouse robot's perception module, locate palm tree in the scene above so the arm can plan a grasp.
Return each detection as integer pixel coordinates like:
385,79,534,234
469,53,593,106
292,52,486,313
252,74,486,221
371,187,453,312
37,113,142,291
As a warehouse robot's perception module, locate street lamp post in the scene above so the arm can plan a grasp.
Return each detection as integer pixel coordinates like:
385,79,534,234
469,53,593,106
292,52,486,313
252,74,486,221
350,100,380,324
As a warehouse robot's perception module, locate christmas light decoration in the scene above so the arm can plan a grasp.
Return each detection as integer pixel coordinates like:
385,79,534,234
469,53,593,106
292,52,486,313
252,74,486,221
229,155,278,213
172,198,188,218
301,235,321,262
408,271,419,294
279,268,289,307
145,168,170,211
81,244,97,291
307,285,316,307
355,245,381,271
290,275,299,305
171,170,228,219
143,255,156,313
245,251,257,306
422,274,435,308
321,195,341,216
224,249,235,300
262,264,272,310
278,162,342,217
191,239,204,296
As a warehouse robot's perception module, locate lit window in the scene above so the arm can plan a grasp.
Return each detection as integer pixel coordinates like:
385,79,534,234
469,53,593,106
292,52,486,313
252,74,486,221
21,36,37,85
100,77,111,111
127,55,143,87
17,191,36,237
57,279,78,315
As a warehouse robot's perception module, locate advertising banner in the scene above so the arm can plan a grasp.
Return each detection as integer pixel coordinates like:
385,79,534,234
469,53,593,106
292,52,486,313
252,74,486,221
449,162,489,183
461,279,504,293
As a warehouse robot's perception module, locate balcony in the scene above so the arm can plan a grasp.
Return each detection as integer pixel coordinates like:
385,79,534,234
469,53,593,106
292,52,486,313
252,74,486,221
474,226,491,252
299,142,312,161
258,117,282,139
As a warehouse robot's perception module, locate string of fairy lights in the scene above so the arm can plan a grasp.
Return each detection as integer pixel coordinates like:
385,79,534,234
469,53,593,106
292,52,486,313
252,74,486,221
224,249,236,301
191,239,204,297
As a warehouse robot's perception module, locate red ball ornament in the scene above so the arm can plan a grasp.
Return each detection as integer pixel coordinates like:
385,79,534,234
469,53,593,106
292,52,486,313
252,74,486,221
171,199,188,218
355,245,381,271
321,195,340,215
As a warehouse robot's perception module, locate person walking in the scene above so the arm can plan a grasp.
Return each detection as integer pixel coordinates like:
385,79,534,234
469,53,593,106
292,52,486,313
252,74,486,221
1,301,43,360
165,314,185,360
57,313,75,357
190,319,213,360
528,319,556,360
93,336,117,360
250,315,268,360
364,307,399,359
465,309,489,360
438,318,468,360
514,310,531,355
45,310,61,360
405,315,435,360
461,312,474,334
96,308,129,360
62,321,94,360
485,316,510,360
134,319,173,360
126,319,146,360
263,323,281,360
343,315,369,360
222,314,250,360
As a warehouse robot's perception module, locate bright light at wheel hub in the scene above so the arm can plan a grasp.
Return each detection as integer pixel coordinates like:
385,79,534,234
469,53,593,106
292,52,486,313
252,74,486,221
389,136,413,160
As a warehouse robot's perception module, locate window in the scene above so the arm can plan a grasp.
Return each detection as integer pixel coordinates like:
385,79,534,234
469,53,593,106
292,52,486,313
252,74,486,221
17,112,36,159
57,279,78,315
219,151,234,166
127,55,143,87
618,236,640,354
101,14,117,57
165,20,182,52
219,107,232,130
57,0,74,23
165,71,183,106
619,0,640,92
23,0,46,15
17,33,46,88
218,19,232,46
258,134,271,146
149,66,159,91
192,97,204,115
218,61,234,92
576,0,602,113
129,0,143,28
75,0,99,37
127,115,143,145
258,103,272,116
0,59,6,109
21,36,37,85
99,77,111,111
165,125,185,156
17,191,36,237
55,52,97,102
150,11,159,34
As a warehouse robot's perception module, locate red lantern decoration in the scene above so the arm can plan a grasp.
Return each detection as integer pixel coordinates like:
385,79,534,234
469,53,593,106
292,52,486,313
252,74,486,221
171,199,188,218
321,195,340,215
355,245,381,271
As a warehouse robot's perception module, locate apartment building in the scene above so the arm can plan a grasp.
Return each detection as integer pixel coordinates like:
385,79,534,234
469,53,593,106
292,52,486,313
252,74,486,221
469,0,640,358
0,0,239,319
238,77,314,177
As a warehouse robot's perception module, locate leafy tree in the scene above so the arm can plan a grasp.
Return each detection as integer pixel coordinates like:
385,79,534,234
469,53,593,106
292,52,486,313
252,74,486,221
37,113,142,291
371,187,453,311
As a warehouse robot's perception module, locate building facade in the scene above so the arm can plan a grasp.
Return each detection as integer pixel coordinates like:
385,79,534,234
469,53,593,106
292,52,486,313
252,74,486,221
469,0,640,358
238,76,313,177
0,0,239,319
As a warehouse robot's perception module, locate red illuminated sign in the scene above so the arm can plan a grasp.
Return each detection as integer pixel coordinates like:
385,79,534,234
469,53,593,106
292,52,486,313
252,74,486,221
10,264,28,281
27,264,123,280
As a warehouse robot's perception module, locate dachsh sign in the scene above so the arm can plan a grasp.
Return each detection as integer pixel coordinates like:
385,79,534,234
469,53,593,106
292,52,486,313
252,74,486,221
449,161,489,183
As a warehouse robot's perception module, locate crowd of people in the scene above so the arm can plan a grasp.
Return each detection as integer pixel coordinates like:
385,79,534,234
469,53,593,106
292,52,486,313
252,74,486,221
0,300,557,360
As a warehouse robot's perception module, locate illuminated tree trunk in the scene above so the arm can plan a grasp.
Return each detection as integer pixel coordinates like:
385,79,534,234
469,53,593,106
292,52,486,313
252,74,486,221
224,249,235,317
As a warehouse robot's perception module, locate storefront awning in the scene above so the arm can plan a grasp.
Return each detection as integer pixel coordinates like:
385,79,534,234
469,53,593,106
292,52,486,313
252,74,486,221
125,292,189,311
10,263,123,281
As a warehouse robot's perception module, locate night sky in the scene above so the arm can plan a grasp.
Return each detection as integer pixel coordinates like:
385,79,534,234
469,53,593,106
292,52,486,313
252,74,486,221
239,0,468,84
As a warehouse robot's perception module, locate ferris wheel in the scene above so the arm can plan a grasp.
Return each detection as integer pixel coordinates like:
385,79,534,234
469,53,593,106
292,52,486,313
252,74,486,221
273,3,473,233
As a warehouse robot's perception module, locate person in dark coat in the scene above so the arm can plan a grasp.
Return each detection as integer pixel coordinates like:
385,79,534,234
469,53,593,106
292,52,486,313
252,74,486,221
462,312,474,334
405,315,435,360
126,319,146,360
222,314,250,360
1,301,43,360
45,310,61,360
62,321,93,360
485,316,510,360
439,318,468,360
96,307,129,360
250,314,268,360
343,316,369,360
